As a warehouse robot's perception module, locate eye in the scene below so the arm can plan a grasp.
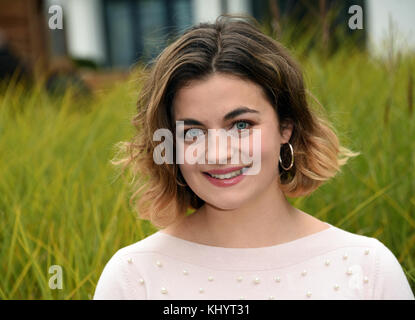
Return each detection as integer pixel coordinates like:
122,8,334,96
184,128,204,139
231,120,253,131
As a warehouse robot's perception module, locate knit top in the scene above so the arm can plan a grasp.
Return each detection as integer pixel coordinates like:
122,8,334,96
93,223,414,300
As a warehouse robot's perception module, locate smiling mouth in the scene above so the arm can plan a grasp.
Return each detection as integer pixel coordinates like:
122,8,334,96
203,165,252,179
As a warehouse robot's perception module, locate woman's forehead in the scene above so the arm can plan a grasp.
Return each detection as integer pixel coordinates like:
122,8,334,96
173,74,269,118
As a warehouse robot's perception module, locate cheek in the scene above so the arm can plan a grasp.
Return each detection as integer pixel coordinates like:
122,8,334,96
259,144,279,176
179,162,200,184
261,137,278,158
179,162,192,177
257,123,280,163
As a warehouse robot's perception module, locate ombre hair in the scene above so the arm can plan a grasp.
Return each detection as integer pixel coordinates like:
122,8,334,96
111,15,360,229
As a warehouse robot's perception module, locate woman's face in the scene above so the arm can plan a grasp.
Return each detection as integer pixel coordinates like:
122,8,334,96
172,73,293,209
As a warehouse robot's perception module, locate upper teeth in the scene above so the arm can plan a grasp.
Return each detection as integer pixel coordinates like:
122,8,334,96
210,167,248,179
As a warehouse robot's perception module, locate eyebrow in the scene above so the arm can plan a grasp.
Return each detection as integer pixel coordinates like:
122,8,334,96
176,106,260,126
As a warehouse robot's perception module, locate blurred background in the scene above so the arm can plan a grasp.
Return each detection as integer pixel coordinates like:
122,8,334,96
0,0,414,299
1,0,415,84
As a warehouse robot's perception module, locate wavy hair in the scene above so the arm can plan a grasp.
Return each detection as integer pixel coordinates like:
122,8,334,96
111,15,360,229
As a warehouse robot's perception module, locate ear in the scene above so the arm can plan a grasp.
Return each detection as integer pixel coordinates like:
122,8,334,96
280,119,294,144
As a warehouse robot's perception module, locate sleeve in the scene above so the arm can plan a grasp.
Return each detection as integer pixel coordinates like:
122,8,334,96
93,251,147,300
372,239,415,300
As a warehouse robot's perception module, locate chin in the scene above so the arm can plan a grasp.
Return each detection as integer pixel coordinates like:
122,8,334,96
186,175,259,207
198,191,253,210
203,201,243,211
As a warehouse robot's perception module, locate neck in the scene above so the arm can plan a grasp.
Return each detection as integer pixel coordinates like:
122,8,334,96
183,181,306,248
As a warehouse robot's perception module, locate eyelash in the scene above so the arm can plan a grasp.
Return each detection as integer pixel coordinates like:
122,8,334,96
183,120,255,136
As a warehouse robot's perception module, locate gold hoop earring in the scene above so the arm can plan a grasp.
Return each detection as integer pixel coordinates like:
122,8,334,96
279,142,294,171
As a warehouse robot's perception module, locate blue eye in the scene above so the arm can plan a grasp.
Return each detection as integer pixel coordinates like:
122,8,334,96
234,121,249,130
232,120,253,131
184,128,204,139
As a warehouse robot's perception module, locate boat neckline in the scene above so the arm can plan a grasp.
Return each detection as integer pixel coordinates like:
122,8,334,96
155,222,335,252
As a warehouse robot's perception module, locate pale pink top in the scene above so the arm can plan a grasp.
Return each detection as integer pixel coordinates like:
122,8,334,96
93,223,414,300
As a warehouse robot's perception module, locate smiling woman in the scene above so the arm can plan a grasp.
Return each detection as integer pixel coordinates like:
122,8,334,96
112,15,360,229
93,15,415,300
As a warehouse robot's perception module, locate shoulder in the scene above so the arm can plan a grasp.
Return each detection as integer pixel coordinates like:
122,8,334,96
93,233,163,300
324,225,402,270
369,238,414,299
302,223,385,259
325,225,384,251
322,225,414,300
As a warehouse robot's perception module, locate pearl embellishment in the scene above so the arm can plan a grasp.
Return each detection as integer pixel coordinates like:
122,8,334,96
139,278,144,285
127,258,133,264
146,248,373,299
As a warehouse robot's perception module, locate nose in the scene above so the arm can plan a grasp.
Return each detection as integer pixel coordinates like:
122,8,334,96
205,129,239,165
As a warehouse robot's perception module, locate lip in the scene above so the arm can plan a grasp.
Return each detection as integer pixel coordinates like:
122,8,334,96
203,170,247,187
204,165,250,175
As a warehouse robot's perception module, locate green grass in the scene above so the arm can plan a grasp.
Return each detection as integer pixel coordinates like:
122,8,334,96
1,38,414,299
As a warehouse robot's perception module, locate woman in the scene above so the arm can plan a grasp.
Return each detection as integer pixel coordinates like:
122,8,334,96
93,15,414,300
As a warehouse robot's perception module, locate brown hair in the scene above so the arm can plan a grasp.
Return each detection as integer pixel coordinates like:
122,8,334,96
111,15,360,228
